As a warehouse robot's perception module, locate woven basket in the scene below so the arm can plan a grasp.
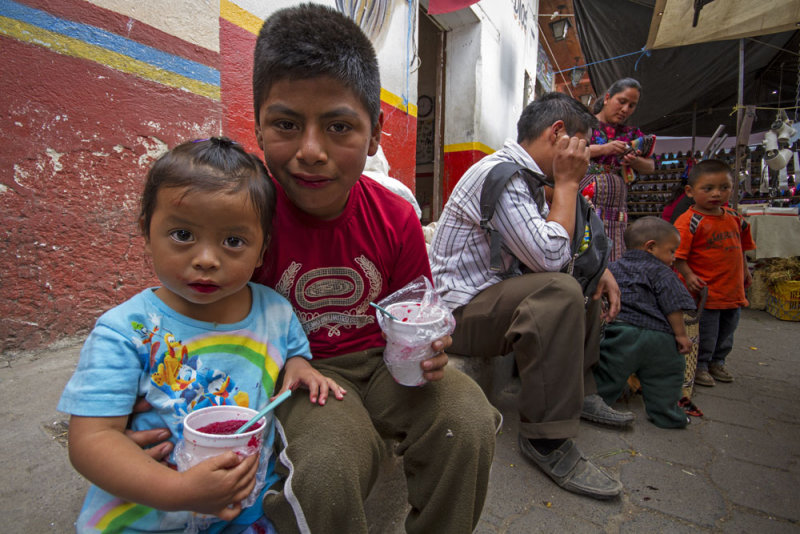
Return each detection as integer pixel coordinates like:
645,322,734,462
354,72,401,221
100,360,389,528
681,287,707,399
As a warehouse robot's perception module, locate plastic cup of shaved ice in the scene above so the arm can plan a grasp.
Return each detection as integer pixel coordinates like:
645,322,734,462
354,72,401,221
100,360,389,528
377,301,453,386
180,405,268,467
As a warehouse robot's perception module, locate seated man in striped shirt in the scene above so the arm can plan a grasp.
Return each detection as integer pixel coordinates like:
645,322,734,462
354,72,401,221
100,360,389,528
429,92,631,500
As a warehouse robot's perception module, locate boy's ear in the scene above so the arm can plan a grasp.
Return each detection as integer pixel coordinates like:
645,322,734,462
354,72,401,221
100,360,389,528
367,111,384,157
684,184,694,198
644,239,657,252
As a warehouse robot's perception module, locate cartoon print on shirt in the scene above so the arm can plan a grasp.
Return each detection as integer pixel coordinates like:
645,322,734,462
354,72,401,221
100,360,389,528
276,256,382,337
131,319,253,420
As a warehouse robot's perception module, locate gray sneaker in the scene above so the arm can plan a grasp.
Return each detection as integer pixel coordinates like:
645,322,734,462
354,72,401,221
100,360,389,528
581,394,635,427
518,436,622,499
709,363,734,382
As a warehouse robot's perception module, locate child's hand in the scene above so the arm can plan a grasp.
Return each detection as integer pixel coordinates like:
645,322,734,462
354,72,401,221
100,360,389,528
684,272,707,294
422,335,451,382
179,451,259,520
280,356,346,405
744,267,753,289
675,335,693,355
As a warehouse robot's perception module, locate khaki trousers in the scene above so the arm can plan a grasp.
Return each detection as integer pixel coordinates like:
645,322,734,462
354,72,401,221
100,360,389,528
450,272,601,440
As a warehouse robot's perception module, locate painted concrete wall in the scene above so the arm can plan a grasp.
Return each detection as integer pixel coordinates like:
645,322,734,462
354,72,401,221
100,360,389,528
1,0,223,352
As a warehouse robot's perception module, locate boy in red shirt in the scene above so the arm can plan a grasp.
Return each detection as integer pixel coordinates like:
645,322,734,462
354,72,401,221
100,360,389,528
674,160,755,387
249,5,501,534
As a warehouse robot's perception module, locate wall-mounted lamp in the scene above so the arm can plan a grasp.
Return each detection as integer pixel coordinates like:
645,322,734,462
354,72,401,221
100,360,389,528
549,18,570,41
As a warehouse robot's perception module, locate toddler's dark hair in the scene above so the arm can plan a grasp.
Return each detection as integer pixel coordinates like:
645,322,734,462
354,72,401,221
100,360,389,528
140,137,275,245
517,92,597,143
624,216,679,249
253,3,381,127
687,159,732,186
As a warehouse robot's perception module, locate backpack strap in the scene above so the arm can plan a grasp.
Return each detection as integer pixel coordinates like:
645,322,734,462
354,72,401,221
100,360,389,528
479,162,548,272
723,206,748,231
688,212,704,235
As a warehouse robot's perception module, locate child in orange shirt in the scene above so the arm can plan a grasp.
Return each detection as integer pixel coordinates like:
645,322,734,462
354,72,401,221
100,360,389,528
674,159,755,387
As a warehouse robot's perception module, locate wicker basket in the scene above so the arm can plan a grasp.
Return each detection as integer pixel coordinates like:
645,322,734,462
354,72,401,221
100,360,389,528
765,280,800,321
681,287,707,399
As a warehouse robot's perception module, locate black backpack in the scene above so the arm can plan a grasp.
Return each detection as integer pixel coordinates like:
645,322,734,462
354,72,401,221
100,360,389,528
479,161,611,300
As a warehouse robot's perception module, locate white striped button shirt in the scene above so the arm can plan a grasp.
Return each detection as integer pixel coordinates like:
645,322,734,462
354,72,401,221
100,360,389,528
429,139,573,309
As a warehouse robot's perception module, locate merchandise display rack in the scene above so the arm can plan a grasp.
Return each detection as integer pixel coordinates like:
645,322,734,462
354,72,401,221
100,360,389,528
627,145,797,221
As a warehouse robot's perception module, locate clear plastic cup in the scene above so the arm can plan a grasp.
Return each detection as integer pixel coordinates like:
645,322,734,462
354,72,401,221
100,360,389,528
378,301,453,386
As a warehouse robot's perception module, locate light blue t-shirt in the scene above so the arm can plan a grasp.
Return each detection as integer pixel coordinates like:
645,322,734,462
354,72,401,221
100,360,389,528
58,283,309,533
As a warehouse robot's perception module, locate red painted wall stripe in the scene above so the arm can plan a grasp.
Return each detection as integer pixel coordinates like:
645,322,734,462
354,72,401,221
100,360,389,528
443,149,488,204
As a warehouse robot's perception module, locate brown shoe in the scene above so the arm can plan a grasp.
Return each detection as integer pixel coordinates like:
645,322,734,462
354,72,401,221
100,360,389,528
694,369,716,387
709,363,734,383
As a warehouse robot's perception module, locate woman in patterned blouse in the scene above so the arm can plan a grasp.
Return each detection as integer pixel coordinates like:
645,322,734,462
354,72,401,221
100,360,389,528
582,78,655,261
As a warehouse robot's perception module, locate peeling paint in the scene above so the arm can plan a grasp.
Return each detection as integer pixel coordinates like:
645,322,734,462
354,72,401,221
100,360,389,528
113,145,125,153
137,137,168,167
46,148,64,171
14,121,23,127
13,164,30,188
0,184,7,194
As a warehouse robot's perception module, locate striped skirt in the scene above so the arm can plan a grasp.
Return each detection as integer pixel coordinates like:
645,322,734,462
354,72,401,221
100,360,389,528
581,171,627,262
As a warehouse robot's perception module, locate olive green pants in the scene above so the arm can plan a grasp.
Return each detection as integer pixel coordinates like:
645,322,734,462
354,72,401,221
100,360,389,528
263,348,502,534
595,322,687,429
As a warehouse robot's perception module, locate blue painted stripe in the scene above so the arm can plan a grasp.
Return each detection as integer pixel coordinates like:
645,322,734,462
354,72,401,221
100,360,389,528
0,0,219,86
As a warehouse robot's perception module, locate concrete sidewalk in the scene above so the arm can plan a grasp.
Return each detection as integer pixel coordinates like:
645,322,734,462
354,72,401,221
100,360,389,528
2,308,799,533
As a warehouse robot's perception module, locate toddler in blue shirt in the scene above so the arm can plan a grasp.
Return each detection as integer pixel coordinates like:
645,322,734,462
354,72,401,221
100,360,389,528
593,216,696,428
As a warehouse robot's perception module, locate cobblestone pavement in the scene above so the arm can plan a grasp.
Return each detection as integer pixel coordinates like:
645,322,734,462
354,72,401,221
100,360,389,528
2,309,798,533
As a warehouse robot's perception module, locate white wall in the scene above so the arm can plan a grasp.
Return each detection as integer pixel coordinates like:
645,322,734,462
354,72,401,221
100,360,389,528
437,0,540,151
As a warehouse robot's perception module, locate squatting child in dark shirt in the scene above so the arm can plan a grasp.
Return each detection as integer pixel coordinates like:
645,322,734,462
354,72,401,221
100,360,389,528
593,217,696,428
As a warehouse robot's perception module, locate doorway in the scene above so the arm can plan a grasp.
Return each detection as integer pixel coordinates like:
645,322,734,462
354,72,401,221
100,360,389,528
415,9,445,224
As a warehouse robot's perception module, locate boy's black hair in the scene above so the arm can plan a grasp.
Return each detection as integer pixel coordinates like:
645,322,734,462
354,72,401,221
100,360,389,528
624,216,679,249
592,77,642,114
687,159,732,186
517,92,597,143
140,137,275,246
253,3,381,127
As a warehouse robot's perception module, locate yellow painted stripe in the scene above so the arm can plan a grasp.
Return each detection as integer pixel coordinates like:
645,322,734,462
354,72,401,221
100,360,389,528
444,142,495,154
381,88,417,117
94,502,137,530
0,16,220,100
220,0,263,36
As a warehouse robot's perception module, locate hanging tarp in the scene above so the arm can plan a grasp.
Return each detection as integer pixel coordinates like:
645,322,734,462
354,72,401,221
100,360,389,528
573,0,798,137
646,0,800,50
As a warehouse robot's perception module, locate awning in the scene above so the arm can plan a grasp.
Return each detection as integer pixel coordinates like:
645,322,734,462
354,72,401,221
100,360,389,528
647,0,800,50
